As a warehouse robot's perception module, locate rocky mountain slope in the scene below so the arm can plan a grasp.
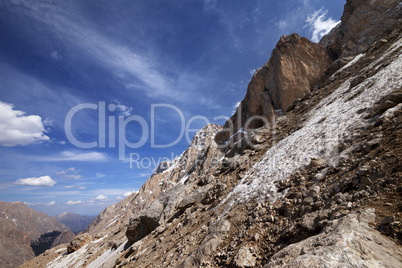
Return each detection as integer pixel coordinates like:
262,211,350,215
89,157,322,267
55,212,96,234
21,0,402,267
82,123,222,237
0,217,34,268
0,201,75,267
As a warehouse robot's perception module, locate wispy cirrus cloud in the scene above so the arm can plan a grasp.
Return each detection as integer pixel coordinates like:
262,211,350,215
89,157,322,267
4,0,184,100
66,200,82,205
95,195,107,200
0,101,49,146
15,176,56,187
305,8,340,42
39,151,108,162
56,167,82,180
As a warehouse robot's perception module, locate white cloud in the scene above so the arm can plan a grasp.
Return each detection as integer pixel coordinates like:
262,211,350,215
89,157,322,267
43,151,108,162
0,101,50,146
95,195,107,200
66,200,82,205
60,151,108,161
110,101,132,117
95,173,105,178
277,20,289,30
232,101,241,114
57,167,82,180
47,201,56,206
305,8,340,43
65,174,81,180
15,176,56,187
64,185,76,189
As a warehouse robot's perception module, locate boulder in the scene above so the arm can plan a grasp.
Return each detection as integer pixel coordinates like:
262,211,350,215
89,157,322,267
126,199,163,243
67,233,92,254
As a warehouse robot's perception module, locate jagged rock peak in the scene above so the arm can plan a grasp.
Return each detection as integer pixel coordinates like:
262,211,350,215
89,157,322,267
189,123,221,150
320,0,402,57
154,123,221,175
216,33,331,142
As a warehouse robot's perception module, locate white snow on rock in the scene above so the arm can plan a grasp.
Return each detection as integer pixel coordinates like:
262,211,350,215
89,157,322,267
86,240,126,268
224,38,402,209
47,244,89,268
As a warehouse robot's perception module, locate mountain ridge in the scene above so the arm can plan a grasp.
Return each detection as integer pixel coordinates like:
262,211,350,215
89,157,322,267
21,0,402,267
0,201,75,267
54,212,96,234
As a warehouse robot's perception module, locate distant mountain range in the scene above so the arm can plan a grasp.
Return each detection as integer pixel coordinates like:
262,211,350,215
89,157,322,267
54,211,96,234
0,201,96,268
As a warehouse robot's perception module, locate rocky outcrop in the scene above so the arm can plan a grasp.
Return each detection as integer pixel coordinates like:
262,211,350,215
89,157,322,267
320,0,402,57
216,33,332,142
67,233,92,254
266,209,402,267
126,200,163,243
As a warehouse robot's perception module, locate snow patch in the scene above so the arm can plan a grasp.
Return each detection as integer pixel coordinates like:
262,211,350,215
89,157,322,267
86,240,126,268
92,234,108,244
223,38,402,210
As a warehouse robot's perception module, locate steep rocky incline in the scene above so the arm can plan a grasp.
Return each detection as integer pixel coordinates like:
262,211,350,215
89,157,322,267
266,209,402,267
21,1,402,267
83,123,222,236
0,201,75,267
0,217,34,268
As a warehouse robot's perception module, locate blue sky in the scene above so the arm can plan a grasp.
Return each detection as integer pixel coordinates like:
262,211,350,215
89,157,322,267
0,0,344,216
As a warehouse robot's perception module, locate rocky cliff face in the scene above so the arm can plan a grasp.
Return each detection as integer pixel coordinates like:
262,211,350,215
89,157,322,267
216,34,332,142
320,0,402,57
21,1,402,267
0,201,75,267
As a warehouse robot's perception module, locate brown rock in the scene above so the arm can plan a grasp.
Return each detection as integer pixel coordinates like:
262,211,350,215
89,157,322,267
320,0,401,57
266,209,402,267
67,233,92,254
217,33,332,142
126,200,163,243
232,246,257,268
